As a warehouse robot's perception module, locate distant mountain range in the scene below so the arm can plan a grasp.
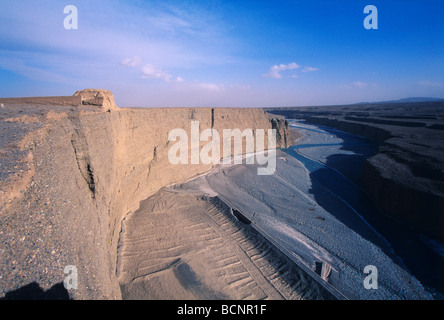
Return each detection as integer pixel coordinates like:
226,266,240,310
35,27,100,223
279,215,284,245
355,97,444,105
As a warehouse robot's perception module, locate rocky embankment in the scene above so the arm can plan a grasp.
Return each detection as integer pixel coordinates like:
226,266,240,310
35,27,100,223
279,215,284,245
267,102,444,244
0,90,290,299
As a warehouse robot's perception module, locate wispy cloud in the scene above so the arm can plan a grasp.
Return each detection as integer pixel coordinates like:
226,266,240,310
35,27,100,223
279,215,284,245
263,63,319,79
0,1,233,85
141,64,173,81
0,55,70,83
262,62,301,79
199,83,225,91
301,66,319,72
121,56,142,68
121,57,183,82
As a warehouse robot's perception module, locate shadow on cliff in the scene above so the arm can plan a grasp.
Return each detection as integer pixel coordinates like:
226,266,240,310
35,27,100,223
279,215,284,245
299,127,444,297
1,282,71,300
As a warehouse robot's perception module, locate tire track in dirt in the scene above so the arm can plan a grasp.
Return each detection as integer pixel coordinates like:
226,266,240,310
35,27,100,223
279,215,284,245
117,189,333,300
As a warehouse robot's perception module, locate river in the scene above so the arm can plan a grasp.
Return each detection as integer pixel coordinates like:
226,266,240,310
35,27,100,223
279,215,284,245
285,120,443,299
177,119,438,299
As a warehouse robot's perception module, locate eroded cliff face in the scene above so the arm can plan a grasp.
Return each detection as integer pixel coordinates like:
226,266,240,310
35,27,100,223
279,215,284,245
267,104,444,243
0,90,290,299
305,117,444,243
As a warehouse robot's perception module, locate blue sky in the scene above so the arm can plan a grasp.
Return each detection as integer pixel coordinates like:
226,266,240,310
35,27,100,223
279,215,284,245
0,0,443,107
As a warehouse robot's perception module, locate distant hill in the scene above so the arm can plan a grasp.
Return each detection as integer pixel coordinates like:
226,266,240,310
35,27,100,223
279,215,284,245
355,97,444,105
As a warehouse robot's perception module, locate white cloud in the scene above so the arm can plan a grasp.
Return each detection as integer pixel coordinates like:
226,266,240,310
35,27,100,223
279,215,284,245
121,57,184,82
141,64,173,81
263,63,319,79
199,83,224,91
301,66,319,72
263,62,301,79
121,56,142,67
0,1,233,88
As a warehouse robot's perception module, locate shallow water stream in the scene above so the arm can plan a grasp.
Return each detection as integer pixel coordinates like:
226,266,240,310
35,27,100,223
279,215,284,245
283,120,443,299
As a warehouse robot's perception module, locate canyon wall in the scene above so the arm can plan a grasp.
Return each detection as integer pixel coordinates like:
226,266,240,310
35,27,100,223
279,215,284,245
267,104,444,243
0,90,290,299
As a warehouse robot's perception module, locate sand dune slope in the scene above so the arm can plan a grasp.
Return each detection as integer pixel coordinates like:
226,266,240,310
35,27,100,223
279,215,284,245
117,190,332,300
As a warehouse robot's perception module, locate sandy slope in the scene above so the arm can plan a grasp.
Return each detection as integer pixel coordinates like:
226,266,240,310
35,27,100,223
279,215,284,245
117,189,332,300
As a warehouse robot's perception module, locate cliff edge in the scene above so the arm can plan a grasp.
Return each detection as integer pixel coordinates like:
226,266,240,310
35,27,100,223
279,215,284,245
0,90,290,299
